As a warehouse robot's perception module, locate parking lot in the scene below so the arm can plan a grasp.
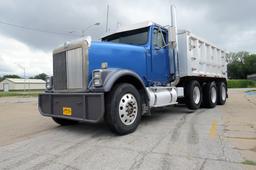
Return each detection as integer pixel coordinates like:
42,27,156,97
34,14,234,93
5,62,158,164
0,89,255,170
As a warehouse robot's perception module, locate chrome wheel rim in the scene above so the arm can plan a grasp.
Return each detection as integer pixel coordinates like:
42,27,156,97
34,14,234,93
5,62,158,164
221,85,226,101
119,93,138,126
211,86,217,103
193,86,200,104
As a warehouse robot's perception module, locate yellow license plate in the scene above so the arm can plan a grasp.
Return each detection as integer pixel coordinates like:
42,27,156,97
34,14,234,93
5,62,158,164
63,107,72,116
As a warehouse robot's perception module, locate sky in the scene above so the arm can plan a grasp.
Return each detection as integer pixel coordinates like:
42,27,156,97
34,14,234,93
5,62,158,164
0,0,255,77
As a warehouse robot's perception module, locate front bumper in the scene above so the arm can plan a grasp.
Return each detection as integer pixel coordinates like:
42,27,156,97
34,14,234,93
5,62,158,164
38,92,104,123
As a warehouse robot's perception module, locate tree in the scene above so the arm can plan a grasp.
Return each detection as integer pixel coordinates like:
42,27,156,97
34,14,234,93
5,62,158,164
227,52,256,79
0,74,21,82
32,73,48,81
3,74,21,79
244,54,256,76
228,61,246,79
226,51,249,64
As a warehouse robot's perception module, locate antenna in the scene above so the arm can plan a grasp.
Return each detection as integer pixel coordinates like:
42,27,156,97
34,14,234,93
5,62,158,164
106,4,109,32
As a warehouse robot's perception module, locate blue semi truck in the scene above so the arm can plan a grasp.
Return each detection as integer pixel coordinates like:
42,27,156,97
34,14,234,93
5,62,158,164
39,7,228,134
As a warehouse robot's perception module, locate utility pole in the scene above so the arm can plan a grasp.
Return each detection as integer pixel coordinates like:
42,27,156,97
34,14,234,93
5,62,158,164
16,64,26,92
106,4,109,32
116,22,121,29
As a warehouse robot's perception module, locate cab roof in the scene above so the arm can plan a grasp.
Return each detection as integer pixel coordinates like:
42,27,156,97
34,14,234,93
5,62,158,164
102,21,162,39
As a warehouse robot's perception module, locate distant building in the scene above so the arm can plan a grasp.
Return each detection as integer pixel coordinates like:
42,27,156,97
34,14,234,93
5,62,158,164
0,78,46,92
247,74,256,80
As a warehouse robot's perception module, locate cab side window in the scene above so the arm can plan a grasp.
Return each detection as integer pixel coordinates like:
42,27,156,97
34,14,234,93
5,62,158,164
153,28,167,48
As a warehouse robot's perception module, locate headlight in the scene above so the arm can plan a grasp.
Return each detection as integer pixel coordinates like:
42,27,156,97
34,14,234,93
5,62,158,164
93,79,102,87
46,76,53,90
93,71,101,79
93,70,102,87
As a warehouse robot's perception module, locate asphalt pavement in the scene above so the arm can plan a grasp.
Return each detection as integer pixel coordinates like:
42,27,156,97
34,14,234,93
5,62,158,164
0,89,255,170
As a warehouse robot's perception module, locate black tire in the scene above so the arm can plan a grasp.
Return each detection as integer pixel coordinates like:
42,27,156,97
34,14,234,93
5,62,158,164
177,97,185,104
217,81,227,105
185,80,202,110
202,81,217,108
105,83,142,135
52,117,79,126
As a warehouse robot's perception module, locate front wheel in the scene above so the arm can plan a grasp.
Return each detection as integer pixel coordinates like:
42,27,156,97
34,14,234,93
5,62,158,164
105,83,142,135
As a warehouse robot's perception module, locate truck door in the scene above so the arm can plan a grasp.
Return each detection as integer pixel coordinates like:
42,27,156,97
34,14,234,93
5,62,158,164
150,27,169,85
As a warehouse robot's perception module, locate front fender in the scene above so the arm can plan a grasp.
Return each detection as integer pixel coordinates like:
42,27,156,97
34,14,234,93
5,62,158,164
89,68,150,114
92,68,146,92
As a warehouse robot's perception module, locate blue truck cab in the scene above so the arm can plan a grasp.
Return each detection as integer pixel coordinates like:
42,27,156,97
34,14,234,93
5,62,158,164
88,23,174,87
39,17,228,134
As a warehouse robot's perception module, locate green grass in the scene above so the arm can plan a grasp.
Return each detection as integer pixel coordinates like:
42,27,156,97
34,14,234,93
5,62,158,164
0,91,42,97
246,89,256,92
227,79,256,88
241,160,256,166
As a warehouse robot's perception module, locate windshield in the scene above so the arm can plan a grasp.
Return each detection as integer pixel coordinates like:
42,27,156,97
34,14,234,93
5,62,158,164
102,27,149,45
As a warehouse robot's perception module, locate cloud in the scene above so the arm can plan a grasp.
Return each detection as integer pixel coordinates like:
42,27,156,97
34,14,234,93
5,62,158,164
0,0,127,50
0,0,255,52
0,56,13,74
0,0,255,75
0,33,52,77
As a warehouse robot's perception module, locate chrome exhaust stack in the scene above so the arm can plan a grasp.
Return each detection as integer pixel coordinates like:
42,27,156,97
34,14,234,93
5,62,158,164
169,5,180,86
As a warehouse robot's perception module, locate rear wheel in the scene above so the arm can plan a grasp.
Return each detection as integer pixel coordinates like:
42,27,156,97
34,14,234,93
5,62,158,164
105,83,142,135
217,81,227,105
52,117,79,126
202,81,217,108
185,80,202,110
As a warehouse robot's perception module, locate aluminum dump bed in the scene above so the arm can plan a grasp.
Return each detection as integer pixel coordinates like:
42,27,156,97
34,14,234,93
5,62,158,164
178,30,227,78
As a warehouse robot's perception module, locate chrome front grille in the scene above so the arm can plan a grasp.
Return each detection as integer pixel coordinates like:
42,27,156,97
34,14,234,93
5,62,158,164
53,51,67,90
52,39,89,92
66,48,83,89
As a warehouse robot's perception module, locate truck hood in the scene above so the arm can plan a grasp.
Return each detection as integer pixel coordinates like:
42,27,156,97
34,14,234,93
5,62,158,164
88,41,148,84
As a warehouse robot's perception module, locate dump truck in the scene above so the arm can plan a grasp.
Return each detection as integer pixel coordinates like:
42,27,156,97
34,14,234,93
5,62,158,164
39,6,228,134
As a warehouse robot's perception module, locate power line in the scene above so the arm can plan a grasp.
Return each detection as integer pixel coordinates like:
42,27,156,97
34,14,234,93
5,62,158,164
0,20,80,37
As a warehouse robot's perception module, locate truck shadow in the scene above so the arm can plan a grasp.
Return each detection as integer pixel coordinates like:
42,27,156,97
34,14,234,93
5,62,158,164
54,104,198,136
151,104,195,114
141,104,196,123
55,122,115,137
